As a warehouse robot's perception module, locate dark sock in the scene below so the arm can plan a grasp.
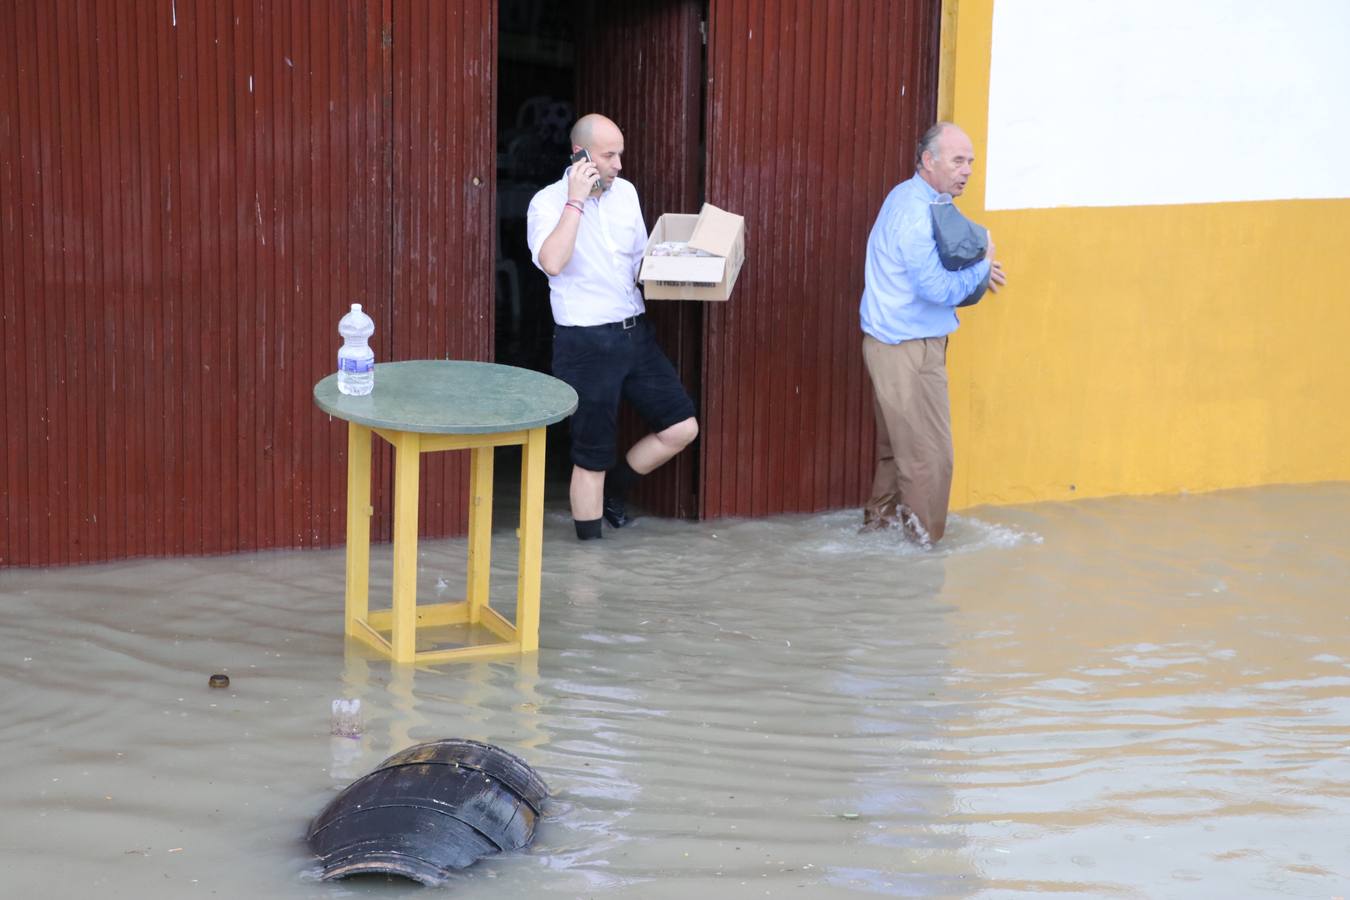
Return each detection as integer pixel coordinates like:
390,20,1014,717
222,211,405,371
574,518,602,540
606,459,641,499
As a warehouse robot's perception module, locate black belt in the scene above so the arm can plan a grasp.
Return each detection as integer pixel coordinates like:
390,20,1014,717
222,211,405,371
568,314,645,331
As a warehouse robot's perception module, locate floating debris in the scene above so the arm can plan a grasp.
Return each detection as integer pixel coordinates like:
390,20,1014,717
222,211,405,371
329,698,362,738
208,674,230,689
306,738,549,886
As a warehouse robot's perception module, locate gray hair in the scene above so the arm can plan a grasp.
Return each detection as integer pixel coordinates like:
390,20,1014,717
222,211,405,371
915,122,952,169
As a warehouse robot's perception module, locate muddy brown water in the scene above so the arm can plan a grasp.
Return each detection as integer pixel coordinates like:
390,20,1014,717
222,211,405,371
2,484,1347,898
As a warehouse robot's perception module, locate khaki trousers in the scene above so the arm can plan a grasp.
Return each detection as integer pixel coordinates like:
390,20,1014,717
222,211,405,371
862,334,952,544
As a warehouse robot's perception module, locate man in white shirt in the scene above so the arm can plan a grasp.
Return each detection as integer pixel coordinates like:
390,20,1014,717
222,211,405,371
527,113,698,540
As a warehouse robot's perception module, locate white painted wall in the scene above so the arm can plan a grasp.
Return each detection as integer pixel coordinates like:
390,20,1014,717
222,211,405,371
984,0,1350,210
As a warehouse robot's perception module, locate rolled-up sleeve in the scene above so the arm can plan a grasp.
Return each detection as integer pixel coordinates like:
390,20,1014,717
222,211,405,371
894,214,991,308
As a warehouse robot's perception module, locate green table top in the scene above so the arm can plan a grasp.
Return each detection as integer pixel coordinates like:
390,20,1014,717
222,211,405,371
314,360,577,434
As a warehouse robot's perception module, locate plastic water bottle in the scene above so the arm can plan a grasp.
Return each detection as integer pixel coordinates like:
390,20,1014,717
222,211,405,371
337,304,375,396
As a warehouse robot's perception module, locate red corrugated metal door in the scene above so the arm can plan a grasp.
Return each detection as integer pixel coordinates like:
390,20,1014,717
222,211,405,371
0,1,495,566
576,0,704,518
701,0,941,518
386,0,497,542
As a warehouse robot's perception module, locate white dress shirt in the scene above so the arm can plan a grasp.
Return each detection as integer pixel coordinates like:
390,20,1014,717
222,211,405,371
526,170,648,327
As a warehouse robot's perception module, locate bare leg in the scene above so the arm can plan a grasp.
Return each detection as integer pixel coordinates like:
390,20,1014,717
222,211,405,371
601,418,698,530
624,417,698,474
570,466,605,521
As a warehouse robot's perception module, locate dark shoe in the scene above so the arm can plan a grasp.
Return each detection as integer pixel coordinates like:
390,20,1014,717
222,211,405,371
602,496,632,529
857,517,897,535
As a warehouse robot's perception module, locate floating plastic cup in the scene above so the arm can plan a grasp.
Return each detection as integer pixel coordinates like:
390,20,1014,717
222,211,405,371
330,698,363,738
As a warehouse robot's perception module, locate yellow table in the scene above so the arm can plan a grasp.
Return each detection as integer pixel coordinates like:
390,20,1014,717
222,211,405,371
313,360,577,665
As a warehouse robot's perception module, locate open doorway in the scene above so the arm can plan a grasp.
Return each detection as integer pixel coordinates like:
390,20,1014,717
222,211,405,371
495,2,574,376
495,0,707,514
495,1,580,494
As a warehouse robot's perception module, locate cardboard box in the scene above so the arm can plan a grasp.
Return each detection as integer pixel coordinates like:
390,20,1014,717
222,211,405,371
639,203,746,301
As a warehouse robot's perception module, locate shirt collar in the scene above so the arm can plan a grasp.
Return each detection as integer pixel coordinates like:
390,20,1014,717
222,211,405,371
910,171,940,200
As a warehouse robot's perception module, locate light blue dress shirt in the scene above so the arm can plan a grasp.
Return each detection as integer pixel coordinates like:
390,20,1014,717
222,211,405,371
859,173,992,344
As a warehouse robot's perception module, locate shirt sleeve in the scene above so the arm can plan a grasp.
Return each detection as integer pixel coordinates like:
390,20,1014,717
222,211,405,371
526,191,561,272
893,211,991,307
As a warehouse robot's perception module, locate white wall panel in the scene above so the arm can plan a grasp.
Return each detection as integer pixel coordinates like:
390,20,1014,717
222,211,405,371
985,0,1350,209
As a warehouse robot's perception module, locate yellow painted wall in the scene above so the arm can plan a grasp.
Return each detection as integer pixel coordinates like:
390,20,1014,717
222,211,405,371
945,0,1350,508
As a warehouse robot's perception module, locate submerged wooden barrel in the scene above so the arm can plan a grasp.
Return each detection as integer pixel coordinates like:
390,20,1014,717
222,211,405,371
307,738,549,885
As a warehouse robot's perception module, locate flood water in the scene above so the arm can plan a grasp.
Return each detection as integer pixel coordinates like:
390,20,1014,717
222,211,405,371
2,483,1348,899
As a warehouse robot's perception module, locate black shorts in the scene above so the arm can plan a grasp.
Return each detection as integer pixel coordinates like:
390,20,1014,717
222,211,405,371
551,315,697,472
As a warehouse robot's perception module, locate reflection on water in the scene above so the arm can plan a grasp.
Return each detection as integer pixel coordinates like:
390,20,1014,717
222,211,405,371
1,483,1347,898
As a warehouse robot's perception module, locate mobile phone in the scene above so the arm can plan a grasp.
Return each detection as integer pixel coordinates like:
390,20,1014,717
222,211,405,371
569,148,591,165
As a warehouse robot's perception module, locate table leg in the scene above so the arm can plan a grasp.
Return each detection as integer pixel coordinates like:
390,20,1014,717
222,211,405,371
390,431,421,663
516,426,546,652
344,424,373,634
466,445,494,624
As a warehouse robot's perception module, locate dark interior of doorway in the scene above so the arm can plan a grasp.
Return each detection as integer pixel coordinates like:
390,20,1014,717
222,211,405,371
495,0,580,496
493,0,706,518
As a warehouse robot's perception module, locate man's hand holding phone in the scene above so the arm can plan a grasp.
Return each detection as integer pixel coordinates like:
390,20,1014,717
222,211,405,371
568,148,600,202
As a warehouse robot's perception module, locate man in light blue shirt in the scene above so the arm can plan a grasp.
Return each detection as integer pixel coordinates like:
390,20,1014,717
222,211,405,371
858,122,1006,546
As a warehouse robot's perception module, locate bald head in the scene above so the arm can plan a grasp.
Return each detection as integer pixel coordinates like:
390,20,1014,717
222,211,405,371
570,113,626,194
571,114,622,150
